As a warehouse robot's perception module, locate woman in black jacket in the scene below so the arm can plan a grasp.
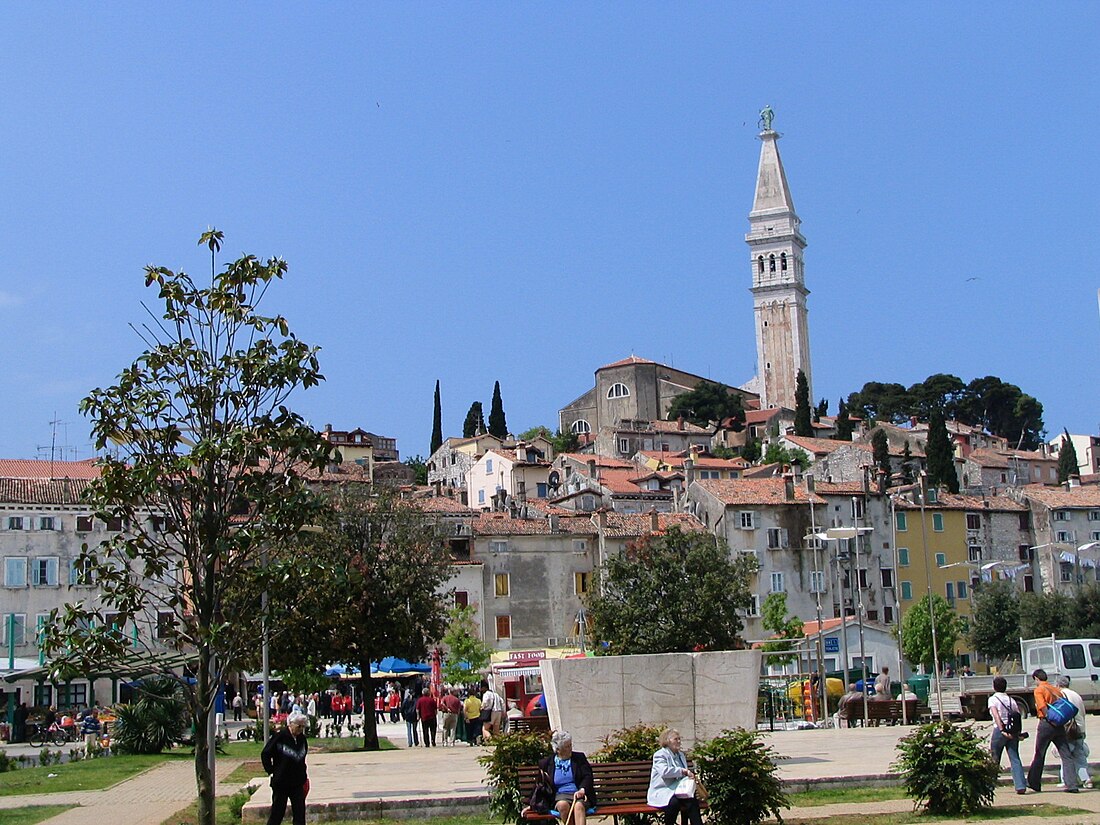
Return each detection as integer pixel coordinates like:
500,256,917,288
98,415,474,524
261,711,309,825
524,730,596,824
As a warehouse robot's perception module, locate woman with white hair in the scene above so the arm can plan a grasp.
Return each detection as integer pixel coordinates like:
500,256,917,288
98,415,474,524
647,728,704,825
261,711,310,825
522,730,596,823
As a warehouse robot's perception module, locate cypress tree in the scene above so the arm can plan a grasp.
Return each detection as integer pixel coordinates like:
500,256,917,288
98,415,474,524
462,402,485,438
1057,430,1080,483
901,440,914,483
925,408,959,493
430,380,443,455
871,428,891,485
834,399,854,441
793,370,813,437
488,381,508,438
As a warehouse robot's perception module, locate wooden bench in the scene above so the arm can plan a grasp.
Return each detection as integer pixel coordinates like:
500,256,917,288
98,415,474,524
509,716,552,735
519,760,704,824
840,698,920,726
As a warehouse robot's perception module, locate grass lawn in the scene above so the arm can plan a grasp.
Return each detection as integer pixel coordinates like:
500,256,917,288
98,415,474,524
0,805,78,825
222,760,263,785
783,804,1086,825
788,786,908,807
0,753,180,796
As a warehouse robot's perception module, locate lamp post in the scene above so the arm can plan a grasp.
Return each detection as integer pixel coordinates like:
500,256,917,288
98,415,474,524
803,477,829,728
915,472,945,722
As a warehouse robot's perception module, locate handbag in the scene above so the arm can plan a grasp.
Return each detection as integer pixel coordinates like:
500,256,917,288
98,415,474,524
528,771,555,814
1045,696,1079,727
695,777,709,802
1065,717,1083,741
674,777,696,798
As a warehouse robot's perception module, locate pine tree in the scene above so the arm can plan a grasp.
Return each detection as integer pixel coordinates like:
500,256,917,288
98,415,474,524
901,440,914,483
793,370,813,437
488,381,508,438
430,380,443,455
1057,430,1080,484
462,402,485,438
925,408,958,493
871,428,891,485
834,399,854,441
814,398,829,422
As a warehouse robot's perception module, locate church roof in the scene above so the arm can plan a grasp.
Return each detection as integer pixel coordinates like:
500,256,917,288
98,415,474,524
751,132,796,215
599,355,657,370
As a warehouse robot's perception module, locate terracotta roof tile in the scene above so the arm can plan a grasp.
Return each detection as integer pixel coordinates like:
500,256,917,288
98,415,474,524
0,477,94,505
0,459,102,480
471,513,596,536
695,477,825,505
1019,485,1100,509
895,492,1026,511
600,355,656,369
783,435,847,455
598,512,706,538
648,419,711,434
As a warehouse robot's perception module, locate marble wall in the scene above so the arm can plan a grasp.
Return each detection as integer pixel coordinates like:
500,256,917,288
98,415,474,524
540,650,761,752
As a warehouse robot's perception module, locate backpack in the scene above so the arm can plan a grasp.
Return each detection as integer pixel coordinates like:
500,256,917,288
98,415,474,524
997,696,1022,736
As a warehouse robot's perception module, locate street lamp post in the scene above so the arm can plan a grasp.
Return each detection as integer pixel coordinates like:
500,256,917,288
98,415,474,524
804,478,829,728
916,473,945,722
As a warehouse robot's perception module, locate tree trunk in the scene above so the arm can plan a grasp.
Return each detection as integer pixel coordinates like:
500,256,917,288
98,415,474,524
359,655,380,750
194,649,216,825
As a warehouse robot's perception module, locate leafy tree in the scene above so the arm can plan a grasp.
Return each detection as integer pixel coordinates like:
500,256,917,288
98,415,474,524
908,374,966,421
925,408,958,493
488,381,508,438
1057,430,1080,483
1070,584,1100,638
900,594,960,671
404,454,428,485
871,428,891,483
833,399,854,441
44,230,333,825
463,401,485,438
1018,590,1075,639
430,380,443,455
440,604,493,685
693,730,789,825
518,425,579,456
667,381,745,429
272,485,454,750
586,528,757,655
760,592,804,666
967,580,1020,662
956,376,1044,451
763,442,811,468
279,666,332,697
793,370,812,437
847,381,910,424
740,438,762,462
814,398,829,420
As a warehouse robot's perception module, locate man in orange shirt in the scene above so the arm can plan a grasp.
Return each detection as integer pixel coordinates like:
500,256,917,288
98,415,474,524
1027,669,1078,792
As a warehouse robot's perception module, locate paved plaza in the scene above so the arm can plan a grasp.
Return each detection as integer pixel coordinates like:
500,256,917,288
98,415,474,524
2,715,1098,825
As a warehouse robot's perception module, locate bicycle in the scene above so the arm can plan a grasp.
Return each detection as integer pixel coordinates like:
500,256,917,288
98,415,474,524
28,722,76,746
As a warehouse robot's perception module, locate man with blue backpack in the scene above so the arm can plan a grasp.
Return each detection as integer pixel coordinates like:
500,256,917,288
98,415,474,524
1026,668,1079,793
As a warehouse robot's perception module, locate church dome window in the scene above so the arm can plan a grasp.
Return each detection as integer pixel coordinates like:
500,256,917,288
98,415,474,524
607,382,631,399
570,419,592,434
769,254,776,272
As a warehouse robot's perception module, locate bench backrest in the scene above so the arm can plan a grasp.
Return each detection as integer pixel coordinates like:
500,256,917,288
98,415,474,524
518,761,654,807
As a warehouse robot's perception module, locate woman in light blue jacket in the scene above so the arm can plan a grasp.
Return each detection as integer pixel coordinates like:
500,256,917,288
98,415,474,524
647,728,704,825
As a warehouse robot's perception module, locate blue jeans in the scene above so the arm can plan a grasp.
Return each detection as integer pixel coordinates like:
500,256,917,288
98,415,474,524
991,728,1026,791
405,719,419,747
1028,718,1076,790
1062,737,1090,787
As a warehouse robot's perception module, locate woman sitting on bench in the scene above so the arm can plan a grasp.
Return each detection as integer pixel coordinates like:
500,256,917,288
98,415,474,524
648,728,704,825
524,730,596,823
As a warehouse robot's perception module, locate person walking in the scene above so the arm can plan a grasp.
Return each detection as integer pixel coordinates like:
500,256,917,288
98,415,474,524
988,676,1027,794
463,690,483,745
81,709,101,755
1055,675,1092,790
416,688,438,747
401,688,420,747
261,712,309,825
440,689,462,746
1027,669,1078,792
232,692,244,722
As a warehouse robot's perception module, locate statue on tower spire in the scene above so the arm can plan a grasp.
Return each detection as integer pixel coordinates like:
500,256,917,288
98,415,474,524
758,104,775,132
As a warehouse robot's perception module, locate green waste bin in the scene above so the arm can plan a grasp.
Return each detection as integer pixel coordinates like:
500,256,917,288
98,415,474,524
907,675,931,702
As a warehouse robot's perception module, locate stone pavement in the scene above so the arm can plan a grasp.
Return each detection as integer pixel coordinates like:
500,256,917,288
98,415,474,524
0,756,245,825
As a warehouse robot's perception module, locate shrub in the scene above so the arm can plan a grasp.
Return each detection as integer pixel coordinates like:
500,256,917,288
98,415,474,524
693,728,788,825
112,675,188,754
228,785,257,821
477,731,552,823
0,749,17,772
593,723,665,763
893,721,997,815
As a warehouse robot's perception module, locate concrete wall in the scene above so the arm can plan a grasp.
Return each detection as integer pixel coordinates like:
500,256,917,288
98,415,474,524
540,649,761,752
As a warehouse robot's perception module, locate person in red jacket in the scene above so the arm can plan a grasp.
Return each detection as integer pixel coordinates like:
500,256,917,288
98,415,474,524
439,689,463,746
415,688,438,747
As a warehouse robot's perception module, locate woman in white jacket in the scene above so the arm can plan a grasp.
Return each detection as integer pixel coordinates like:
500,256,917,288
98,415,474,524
647,728,704,825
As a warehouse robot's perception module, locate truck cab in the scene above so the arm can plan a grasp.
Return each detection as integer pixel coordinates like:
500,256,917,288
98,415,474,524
1021,636,1100,712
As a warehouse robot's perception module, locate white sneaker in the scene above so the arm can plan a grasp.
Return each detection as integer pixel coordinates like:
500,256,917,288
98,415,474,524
1085,781,1094,789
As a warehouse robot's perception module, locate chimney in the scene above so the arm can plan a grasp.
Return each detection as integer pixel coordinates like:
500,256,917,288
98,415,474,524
875,467,887,494
549,514,559,533
587,459,597,478
806,474,816,494
678,415,685,431
1067,474,1081,489
784,478,795,501
650,508,660,534
597,508,607,530
517,480,527,504
684,458,695,486
861,465,872,495
324,423,333,433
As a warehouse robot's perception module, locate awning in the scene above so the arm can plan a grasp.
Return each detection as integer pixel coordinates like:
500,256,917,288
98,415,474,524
492,665,543,677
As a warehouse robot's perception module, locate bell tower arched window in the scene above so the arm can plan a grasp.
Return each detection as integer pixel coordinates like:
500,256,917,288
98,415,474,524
757,256,764,274
769,254,776,272
780,253,787,271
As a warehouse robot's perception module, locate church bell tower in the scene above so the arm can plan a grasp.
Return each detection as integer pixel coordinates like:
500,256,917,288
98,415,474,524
746,106,812,411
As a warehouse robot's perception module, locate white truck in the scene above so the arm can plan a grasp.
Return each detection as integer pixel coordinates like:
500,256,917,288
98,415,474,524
950,636,1100,719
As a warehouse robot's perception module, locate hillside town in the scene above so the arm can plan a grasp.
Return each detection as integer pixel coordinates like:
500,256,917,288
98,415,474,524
3,112,1097,717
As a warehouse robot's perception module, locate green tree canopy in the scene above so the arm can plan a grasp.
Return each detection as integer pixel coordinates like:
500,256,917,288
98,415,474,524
925,408,959,493
814,398,829,420
1018,589,1075,639
440,604,493,685
488,380,508,438
833,399,854,441
666,381,745,429
968,580,1020,661
763,442,811,468
430,379,443,455
793,370,813,437
404,454,428,485
463,401,485,438
518,425,579,455
760,592,804,666
44,230,333,825
271,485,454,749
1057,430,1080,483
900,594,960,671
871,428,891,483
586,528,757,655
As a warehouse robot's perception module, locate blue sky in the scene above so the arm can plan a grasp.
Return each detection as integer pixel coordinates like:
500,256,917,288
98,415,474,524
2,4,1098,461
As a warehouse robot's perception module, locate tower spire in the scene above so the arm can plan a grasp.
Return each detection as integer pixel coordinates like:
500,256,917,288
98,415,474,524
746,107,812,411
